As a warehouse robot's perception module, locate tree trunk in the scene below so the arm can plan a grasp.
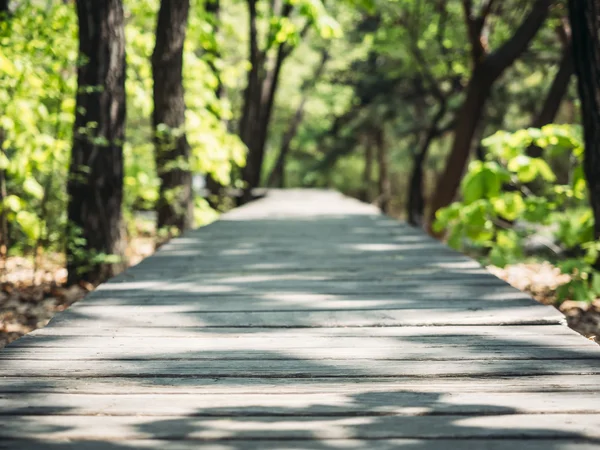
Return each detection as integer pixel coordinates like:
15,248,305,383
267,97,305,188
407,94,448,227
361,138,374,202
569,0,600,243
268,50,329,188
152,0,192,236
0,0,7,13
528,41,574,158
238,0,263,202
429,67,493,221
240,2,295,202
203,0,226,209
532,44,574,129
428,0,553,227
67,0,126,285
375,128,391,214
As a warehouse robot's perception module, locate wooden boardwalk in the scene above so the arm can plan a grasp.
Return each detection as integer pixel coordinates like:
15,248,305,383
1,189,600,449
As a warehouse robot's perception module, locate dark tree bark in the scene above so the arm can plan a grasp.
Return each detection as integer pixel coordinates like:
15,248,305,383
532,44,574,129
0,1,8,13
375,128,391,214
268,50,329,188
360,137,374,202
240,1,297,202
152,0,192,235
408,105,448,227
67,0,126,285
429,0,553,226
528,36,574,157
203,0,227,209
569,0,600,244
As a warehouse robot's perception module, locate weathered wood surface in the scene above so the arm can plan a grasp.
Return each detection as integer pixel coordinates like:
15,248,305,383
1,189,599,449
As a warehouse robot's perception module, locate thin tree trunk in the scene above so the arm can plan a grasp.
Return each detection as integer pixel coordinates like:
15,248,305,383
203,0,227,209
528,41,574,158
408,105,447,227
375,128,391,214
67,0,126,285
569,0,600,245
532,44,574,129
362,138,374,202
240,2,296,202
429,68,493,220
152,0,192,236
268,50,329,188
428,0,553,227
268,97,306,188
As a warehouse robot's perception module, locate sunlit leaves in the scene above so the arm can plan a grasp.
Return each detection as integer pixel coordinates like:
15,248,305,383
435,124,593,283
0,1,77,251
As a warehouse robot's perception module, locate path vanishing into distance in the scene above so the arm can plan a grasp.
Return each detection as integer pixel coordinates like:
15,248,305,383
1,189,600,449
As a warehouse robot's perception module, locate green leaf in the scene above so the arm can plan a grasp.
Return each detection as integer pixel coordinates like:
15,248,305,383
3,195,22,212
23,177,44,199
492,193,525,221
0,152,8,170
15,210,41,241
531,159,556,182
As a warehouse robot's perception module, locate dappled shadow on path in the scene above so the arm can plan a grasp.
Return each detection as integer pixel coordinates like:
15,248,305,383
1,191,600,449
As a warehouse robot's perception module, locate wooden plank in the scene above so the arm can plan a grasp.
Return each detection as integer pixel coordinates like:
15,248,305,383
1,359,598,378
22,324,580,338
7,332,596,351
1,439,598,450
3,375,600,394
2,391,600,416
3,345,599,361
1,414,600,440
72,294,537,309
46,306,563,328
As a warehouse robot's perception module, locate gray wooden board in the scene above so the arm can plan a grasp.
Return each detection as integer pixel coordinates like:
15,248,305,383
1,440,599,450
2,391,600,416
22,324,580,337
2,346,598,361
2,359,600,378
3,375,600,394
2,189,600,449
1,414,600,440
46,307,564,328
6,332,597,350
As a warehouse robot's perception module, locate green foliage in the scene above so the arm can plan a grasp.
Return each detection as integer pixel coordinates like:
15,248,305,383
0,1,77,254
435,125,600,302
0,0,245,265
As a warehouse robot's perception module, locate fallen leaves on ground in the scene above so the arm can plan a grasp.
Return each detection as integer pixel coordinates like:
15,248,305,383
0,234,155,349
489,263,599,343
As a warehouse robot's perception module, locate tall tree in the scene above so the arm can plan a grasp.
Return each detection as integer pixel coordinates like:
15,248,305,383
67,0,126,285
240,0,293,200
428,0,553,226
569,0,600,244
152,0,192,235
267,49,329,188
